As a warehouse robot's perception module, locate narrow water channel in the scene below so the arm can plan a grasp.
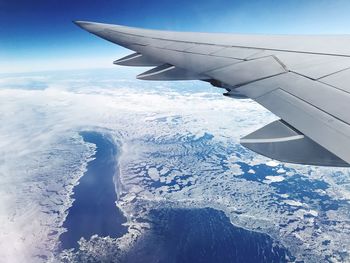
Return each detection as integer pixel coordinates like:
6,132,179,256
60,131,127,250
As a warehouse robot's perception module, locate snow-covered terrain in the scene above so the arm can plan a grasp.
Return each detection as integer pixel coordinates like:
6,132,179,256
0,68,349,262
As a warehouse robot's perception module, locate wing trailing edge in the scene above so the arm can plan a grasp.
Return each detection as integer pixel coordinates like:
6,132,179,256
74,20,350,166
241,120,350,167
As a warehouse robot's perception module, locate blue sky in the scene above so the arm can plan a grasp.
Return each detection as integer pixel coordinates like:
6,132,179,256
2,0,350,73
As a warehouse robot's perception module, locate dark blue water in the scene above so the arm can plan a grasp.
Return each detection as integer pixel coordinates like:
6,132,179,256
124,207,293,263
238,162,344,211
60,131,127,250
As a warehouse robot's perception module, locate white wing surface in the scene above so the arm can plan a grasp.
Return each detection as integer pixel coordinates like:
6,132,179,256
75,21,350,166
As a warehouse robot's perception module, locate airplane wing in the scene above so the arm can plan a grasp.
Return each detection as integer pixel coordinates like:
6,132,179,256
74,21,350,167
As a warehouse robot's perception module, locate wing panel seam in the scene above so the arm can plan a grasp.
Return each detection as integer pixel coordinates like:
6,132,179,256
105,29,350,58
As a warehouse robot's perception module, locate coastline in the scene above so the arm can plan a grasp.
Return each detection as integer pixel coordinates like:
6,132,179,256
59,131,128,250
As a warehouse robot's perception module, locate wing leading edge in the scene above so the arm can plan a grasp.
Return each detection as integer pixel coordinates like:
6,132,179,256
74,20,350,167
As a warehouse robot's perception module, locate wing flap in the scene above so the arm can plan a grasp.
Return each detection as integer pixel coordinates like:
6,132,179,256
206,56,286,87
255,88,350,164
241,120,349,166
235,73,350,125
